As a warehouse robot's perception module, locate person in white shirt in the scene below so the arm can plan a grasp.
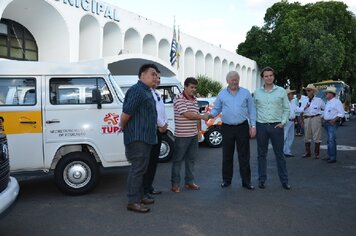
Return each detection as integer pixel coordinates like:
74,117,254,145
301,84,325,159
323,86,344,163
284,88,304,157
295,93,308,136
143,72,168,198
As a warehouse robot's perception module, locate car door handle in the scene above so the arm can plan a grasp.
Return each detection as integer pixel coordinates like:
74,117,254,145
20,121,37,124
46,120,60,124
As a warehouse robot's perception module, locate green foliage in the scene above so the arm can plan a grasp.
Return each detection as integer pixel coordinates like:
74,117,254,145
196,74,223,97
237,1,356,93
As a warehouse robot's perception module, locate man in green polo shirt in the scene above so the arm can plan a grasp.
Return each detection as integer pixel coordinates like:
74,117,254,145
254,67,291,190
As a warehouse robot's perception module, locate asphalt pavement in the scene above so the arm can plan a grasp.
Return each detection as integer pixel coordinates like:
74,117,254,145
1,117,356,236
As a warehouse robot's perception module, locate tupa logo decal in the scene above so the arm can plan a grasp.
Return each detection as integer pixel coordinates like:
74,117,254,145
102,113,122,134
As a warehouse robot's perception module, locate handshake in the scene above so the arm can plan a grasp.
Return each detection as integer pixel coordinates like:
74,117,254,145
200,112,213,121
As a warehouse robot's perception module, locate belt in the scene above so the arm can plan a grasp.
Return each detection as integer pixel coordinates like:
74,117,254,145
289,119,295,121
258,122,281,125
304,114,320,119
222,120,248,127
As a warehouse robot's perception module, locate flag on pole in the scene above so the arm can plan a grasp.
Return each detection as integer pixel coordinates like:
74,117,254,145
176,26,181,69
170,25,177,66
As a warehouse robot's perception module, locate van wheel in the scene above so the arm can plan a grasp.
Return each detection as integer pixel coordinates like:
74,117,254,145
159,135,174,163
205,126,223,148
54,152,100,195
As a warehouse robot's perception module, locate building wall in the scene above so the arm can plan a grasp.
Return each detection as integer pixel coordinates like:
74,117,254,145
0,0,262,91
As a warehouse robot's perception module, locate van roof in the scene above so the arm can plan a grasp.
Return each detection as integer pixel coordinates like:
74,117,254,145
0,59,109,76
112,75,182,87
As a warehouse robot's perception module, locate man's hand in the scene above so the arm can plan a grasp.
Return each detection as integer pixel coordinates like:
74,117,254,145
249,127,256,138
201,113,210,121
274,123,284,128
158,123,168,133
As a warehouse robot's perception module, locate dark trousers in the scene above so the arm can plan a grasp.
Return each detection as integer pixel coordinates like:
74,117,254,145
256,122,288,184
143,130,162,194
221,121,251,185
125,142,152,204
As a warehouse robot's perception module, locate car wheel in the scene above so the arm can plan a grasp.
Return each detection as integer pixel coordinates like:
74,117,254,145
54,152,100,195
205,126,223,148
159,134,174,163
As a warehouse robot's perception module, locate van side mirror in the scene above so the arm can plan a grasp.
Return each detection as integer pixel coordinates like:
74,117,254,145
92,89,102,109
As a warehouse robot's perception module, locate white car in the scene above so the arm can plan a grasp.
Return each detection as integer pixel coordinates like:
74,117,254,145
0,131,19,216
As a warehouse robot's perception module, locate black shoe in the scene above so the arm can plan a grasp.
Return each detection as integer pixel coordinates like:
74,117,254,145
282,183,291,190
242,183,255,190
284,154,295,158
221,181,231,188
327,159,337,164
149,189,162,195
258,182,265,189
127,203,150,213
141,197,155,205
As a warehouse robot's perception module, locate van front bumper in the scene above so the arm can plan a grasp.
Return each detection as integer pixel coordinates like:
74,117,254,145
0,177,20,215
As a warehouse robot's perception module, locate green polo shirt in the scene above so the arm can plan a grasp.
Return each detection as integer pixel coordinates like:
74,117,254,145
254,84,290,125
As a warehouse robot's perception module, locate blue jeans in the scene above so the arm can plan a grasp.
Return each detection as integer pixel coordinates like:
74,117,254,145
324,121,338,161
256,122,288,184
283,120,295,155
125,142,152,204
171,136,198,185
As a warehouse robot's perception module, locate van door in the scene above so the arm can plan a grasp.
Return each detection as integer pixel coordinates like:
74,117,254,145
0,77,44,171
43,76,126,168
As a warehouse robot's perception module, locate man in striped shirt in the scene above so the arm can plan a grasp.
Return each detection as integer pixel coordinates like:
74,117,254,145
170,77,209,193
120,64,158,213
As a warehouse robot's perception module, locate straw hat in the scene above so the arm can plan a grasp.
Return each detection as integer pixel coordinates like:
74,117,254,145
325,86,337,94
285,88,296,94
303,84,318,91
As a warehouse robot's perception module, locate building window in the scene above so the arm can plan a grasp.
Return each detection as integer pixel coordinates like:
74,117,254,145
0,19,38,61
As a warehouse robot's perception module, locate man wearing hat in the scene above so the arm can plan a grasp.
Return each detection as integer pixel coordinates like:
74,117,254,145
284,88,304,157
323,86,344,163
301,84,325,159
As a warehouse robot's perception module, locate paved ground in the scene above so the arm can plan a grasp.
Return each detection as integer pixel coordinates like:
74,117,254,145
1,117,356,236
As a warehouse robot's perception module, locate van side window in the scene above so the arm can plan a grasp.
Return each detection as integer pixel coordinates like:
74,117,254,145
50,77,113,105
157,86,181,104
0,78,36,106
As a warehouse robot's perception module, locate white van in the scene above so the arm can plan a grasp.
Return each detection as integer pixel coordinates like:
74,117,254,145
0,60,129,195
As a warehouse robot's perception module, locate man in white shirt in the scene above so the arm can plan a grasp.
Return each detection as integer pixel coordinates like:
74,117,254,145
143,72,168,198
323,86,344,163
284,88,304,157
301,84,325,159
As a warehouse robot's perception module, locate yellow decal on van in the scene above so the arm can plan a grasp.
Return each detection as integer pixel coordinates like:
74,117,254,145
1,111,42,134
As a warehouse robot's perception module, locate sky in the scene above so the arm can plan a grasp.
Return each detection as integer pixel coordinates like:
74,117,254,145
106,0,356,52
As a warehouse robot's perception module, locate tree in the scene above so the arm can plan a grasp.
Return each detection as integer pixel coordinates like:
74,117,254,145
237,1,356,93
196,74,222,97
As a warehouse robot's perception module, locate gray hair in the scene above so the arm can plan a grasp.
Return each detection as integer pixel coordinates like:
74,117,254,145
226,71,240,82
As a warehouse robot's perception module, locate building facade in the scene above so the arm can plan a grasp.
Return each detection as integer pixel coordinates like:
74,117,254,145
0,0,261,90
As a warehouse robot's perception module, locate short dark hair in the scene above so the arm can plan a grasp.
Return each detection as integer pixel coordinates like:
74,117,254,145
184,77,198,87
138,63,159,78
260,66,275,77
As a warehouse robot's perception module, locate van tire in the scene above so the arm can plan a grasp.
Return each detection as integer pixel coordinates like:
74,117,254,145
54,152,100,195
159,134,174,163
205,126,223,148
